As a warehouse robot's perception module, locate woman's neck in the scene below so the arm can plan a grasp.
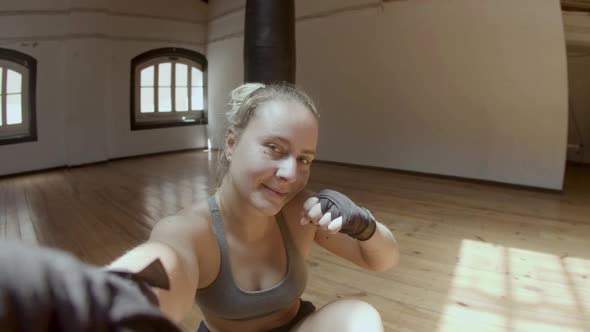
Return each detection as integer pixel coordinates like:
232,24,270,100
216,178,275,243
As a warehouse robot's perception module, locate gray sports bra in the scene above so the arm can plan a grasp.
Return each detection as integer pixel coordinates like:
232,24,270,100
194,196,308,321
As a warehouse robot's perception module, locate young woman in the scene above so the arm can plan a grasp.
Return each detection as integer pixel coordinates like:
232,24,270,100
109,83,399,332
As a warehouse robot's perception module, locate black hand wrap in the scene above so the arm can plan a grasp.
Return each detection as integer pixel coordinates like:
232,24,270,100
313,189,377,241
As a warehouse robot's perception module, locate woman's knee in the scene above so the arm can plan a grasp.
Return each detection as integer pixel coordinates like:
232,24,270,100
293,299,383,332
338,299,383,331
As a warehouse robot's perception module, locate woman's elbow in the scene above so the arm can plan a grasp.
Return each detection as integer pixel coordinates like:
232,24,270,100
370,244,400,272
371,254,400,272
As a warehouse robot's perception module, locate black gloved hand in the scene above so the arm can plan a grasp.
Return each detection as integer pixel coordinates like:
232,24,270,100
0,241,180,332
313,189,377,241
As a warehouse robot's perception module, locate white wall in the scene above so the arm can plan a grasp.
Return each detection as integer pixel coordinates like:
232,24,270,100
207,38,243,150
0,0,208,175
207,6,244,149
207,0,568,190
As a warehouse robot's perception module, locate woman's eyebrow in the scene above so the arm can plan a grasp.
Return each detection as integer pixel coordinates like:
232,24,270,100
302,149,316,157
262,135,290,144
263,135,316,156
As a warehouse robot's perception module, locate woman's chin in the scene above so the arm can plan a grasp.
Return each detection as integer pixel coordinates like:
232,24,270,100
252,196,285,215
259,202,284,215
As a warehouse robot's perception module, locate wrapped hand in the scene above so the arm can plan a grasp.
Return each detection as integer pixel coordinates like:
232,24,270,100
301,189,377,241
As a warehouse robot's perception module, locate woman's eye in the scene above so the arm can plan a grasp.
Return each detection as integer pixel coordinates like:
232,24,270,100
267,144,282,153
299,158,312,165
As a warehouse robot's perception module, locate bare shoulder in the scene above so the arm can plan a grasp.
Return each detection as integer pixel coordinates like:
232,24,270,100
150,200,213,253
107,201,213,285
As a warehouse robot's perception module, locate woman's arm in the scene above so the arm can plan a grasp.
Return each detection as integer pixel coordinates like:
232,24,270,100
301,190,399,272
314,221,399,272
108,215,200,321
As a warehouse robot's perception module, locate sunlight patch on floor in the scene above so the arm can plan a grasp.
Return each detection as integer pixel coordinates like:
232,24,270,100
436,239,589,332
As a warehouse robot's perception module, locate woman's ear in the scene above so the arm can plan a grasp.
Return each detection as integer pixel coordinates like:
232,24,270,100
225,127,237,161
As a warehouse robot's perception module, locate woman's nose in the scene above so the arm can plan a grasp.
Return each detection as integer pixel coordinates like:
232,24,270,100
276,156,297,182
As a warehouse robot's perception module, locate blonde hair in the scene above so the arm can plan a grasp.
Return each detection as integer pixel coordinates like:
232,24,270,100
217,82,319,184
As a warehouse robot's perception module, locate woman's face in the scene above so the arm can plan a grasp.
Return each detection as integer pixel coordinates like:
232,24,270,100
226,100,319,215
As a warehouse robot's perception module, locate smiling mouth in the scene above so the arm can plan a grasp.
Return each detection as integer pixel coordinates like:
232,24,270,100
263,185,288,198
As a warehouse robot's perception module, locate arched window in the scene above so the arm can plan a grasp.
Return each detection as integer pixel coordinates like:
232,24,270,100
131,48,207,130
0,48,37,145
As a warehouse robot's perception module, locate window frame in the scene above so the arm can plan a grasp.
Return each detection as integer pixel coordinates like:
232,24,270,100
0,48,37,146
130,48,208,131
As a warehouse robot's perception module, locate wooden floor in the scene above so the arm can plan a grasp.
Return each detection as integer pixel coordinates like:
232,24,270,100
1,150,589,332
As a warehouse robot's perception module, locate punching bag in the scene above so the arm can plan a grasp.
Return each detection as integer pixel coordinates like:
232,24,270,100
244,0,296,84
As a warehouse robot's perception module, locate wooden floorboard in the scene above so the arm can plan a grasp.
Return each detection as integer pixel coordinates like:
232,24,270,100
1,150,589,332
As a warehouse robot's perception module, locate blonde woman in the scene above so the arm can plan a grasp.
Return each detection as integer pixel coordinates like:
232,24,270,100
110,83,399,332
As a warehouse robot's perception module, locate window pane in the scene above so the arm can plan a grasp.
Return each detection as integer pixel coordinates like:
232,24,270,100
7,70,22,94
7,94,22,125
191,67,203,86
158,63,171,86
176,64,188,87
140,87,154,113
176,87,188,112
141,66,154,87
159,87,172,112
191,87,204,110
0,67,3,93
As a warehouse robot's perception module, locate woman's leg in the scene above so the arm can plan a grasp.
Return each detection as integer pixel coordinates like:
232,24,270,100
291,299,383,332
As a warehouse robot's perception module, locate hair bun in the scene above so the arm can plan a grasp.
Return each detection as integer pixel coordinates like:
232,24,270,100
227,83,266,122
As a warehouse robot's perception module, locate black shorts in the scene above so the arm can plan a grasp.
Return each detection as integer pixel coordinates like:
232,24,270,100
197,300,316,332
